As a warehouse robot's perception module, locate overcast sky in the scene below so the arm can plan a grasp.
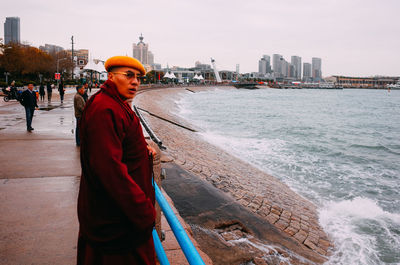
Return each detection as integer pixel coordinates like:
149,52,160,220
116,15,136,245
2,0,400,76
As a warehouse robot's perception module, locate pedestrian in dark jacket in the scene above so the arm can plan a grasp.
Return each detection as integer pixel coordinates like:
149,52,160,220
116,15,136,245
39,83,45,101
58,80,65,103
46,82,52,103
20,83,39,132
77,56,157,265
73,85,86,146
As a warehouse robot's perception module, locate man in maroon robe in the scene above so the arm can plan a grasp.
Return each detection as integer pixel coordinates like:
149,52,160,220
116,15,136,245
77,56,157,265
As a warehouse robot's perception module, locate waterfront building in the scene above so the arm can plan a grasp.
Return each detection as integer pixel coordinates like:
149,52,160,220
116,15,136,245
272,54,283,77
258,57,267,75
288,63,296,78
4,17,20,45
132,34,155,66
331,76,399,89
303,62,312,81
39,44,64,54
291,56,302,80
66,49,89,69
312,57,322,80
281,59,289,78
148,51,154,65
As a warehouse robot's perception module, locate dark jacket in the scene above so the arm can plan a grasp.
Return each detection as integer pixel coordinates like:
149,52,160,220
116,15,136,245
46,83,52,92
20,89,38,109
77,80,156,264
39,84,45,95
58,83,65,95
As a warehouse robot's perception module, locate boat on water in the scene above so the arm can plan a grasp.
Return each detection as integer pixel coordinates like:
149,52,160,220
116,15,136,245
233,83,259,89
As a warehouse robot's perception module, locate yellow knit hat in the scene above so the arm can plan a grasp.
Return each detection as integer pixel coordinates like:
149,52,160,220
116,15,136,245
104,56,146,75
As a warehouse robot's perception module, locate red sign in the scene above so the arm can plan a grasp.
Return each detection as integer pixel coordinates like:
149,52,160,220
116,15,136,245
55,73,61,80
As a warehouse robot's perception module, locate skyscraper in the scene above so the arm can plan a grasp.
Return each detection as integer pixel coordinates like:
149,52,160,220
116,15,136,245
312,57,322,80
4,17,20,45
291,56,302,80
272,54,283,77
258,56,268,75
303,62,312,81
132,34,153,66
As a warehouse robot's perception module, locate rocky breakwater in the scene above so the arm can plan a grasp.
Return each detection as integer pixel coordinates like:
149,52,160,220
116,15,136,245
134,86,333,264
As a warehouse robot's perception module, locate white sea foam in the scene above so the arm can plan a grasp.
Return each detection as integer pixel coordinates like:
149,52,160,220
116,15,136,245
177,89,400,264
320,197,400,265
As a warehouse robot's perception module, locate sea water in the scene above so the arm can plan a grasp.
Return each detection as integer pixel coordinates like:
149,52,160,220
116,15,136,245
177,88,400,265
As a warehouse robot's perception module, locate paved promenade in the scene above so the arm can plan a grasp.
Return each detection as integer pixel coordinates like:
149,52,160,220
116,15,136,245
0,88,211,264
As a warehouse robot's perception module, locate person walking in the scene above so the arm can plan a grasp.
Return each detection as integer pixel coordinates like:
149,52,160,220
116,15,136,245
58,80,65,103
46,82,52,103
20,83,39,132
73,85,85,146
77,56,157,265
39,83,45,101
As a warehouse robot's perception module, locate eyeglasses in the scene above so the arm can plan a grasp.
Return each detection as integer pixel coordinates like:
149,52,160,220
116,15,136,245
111,71,143,81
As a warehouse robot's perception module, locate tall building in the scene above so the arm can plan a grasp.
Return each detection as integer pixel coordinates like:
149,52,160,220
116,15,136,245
4,17,20,44
272,54,283,77
303,62,312,81
132,34,154,66
281,59,289,78
258,57,267,75
291,56,302,80
147,51,154,65
312,57,322,80
263,55,271,73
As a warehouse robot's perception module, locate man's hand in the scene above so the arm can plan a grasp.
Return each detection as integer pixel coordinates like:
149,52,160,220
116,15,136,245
147,145,157,157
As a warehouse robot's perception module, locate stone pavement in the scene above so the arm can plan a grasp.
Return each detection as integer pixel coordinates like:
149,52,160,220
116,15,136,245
134,86,334,262
0,88,212,264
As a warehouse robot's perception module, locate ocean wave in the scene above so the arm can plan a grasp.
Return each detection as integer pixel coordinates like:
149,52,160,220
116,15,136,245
319,197,400,265
350,144,400,155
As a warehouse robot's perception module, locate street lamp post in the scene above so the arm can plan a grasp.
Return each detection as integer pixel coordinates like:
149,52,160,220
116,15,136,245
4,72,10,85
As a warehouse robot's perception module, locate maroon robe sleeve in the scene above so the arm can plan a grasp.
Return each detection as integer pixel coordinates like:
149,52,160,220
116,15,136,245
85,107,155,231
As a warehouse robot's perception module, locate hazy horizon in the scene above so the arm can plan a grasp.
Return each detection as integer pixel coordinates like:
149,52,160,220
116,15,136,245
2,0,400,77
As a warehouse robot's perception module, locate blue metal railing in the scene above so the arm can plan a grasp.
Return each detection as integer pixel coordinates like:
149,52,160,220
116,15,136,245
135,104,205,264
152,181,206,265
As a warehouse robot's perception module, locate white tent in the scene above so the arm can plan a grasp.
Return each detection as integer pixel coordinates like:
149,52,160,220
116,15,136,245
193,74,200,80
163,72,172,79
83,59,106,73
198,74,204,80
163,72,176,79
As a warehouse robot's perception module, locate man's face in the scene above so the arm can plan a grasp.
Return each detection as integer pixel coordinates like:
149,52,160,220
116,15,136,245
28,84,34,91
108,67,141,100
78,87,85,95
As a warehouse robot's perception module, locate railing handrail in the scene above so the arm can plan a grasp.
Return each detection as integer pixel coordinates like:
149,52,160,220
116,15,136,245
153,181,206,265
133,105,166,150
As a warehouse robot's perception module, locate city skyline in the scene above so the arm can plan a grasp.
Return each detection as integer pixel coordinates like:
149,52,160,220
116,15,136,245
1,0,400,77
